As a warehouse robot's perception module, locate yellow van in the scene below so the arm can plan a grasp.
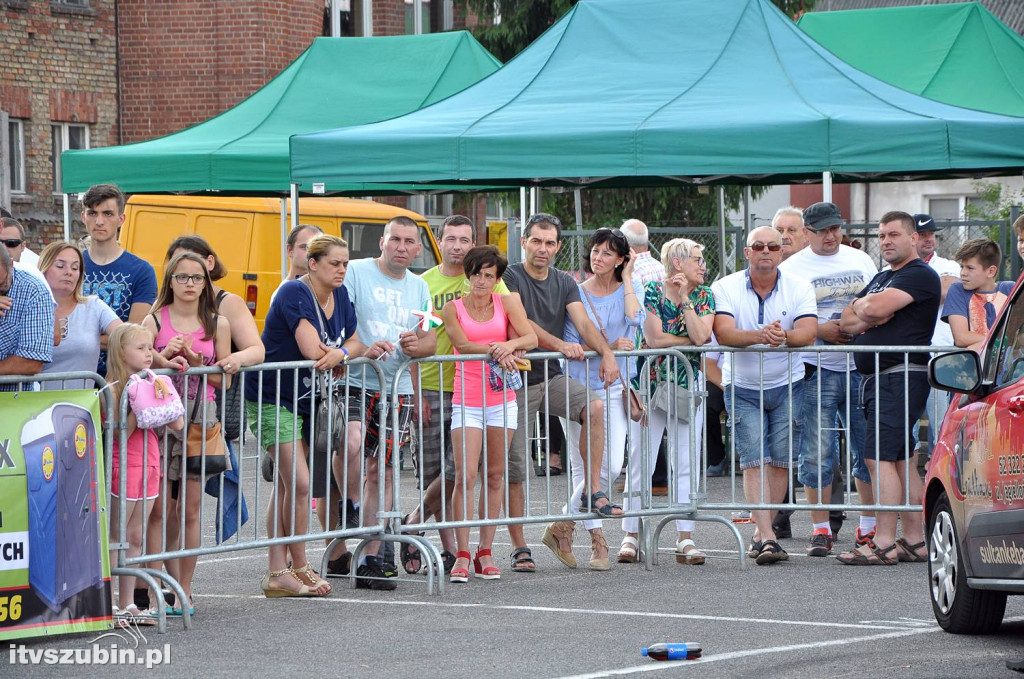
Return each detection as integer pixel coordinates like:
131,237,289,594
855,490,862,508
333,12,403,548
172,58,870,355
120,195,439,329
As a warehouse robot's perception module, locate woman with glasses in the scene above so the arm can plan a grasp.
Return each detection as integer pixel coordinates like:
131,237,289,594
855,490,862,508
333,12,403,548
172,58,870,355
556,228,642,570
38,241,122,389
143,252,232,613
619,238,714,565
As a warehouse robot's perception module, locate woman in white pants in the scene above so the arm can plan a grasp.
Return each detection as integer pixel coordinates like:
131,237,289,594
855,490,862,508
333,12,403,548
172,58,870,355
553,228,642,570
619,238,714,565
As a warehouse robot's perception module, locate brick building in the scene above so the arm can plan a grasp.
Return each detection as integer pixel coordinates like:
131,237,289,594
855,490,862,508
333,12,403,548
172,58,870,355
1,0,119,246
2,0,494,249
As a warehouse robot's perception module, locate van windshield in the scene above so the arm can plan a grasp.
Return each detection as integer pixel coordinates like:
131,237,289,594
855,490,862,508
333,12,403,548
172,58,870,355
342,222,439,274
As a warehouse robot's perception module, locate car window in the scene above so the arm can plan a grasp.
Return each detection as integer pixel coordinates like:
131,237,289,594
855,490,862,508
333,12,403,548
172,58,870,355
984,284,1024,388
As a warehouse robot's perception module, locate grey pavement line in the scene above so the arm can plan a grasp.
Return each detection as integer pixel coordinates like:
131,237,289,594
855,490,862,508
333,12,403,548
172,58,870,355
195,593,914,631
557,615,1024,679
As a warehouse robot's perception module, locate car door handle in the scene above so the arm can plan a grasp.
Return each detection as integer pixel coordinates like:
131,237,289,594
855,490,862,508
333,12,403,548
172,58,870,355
1010,395,1024,415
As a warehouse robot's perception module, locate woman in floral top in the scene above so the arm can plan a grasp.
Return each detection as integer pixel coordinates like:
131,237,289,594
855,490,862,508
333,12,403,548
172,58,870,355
619,238,714,565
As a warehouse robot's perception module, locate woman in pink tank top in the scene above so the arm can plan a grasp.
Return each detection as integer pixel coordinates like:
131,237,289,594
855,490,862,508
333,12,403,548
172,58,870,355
143,252,231,612
441,246,536,583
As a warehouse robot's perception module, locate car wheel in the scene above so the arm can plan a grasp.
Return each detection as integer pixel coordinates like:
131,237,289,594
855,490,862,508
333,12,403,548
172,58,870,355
928,492,1007,634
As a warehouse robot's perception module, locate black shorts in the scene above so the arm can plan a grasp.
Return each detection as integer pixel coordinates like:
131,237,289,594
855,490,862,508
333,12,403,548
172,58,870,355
862,370,930,463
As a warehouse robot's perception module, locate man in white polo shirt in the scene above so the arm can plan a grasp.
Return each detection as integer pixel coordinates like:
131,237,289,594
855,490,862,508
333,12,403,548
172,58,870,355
712,226,817,565
780,202,878,556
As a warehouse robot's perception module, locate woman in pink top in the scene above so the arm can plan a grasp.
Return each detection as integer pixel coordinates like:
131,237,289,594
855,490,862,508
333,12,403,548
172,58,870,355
143,252,232,612
442,246,536,583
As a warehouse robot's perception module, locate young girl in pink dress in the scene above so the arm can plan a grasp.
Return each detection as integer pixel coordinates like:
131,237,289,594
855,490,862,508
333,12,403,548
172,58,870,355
106,323,184,620
442,246,536,583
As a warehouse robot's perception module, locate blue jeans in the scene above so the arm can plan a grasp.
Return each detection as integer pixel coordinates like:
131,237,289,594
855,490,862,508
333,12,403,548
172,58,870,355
730,380,803,470
798,366,869,488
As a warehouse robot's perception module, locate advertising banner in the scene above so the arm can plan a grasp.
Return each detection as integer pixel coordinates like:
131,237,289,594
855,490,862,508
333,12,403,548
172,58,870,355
0,390,110,641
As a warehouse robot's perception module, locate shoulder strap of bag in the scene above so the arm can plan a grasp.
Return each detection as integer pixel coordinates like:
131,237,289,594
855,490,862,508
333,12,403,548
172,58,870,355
580,285,609,342
299,276,327,339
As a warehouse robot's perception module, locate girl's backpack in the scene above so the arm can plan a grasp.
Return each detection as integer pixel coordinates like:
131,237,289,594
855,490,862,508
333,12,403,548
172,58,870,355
127,369,185,429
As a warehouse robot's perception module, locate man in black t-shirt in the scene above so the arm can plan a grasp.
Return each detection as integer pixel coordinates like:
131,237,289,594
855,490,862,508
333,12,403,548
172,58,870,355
839,211,939,566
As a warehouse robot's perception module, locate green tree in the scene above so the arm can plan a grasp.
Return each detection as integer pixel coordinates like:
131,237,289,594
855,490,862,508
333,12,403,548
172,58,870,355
454,0,815,227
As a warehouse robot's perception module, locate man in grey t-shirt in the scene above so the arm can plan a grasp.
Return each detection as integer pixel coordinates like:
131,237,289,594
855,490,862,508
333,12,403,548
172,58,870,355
502,213,621,572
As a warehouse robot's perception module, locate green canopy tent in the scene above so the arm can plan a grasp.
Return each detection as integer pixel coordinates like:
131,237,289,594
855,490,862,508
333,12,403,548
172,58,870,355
290,0,1024,190
60,31,501,195
798,2,1024,117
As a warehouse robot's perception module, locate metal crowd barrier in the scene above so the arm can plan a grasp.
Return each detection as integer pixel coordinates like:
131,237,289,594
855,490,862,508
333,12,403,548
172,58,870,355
112,358,397,631
395,349,745,572
694,344,947,521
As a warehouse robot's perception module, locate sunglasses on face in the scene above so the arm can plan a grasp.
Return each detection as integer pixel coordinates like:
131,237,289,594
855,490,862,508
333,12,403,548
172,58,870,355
2,239,23,248
748,242,782,252
171,274,206,285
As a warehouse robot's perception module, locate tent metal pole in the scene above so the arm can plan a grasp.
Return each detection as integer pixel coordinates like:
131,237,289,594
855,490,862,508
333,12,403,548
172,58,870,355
717,186,727,277
573,189,583,230
743,185,751,240
530,187,538,217
330,0,340,37
280,197,288,280
63,193,71,242
823,171,833,203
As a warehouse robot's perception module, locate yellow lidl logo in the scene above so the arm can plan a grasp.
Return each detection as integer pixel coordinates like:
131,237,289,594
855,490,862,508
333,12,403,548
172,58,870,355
74,423,87,459
42,446,55,482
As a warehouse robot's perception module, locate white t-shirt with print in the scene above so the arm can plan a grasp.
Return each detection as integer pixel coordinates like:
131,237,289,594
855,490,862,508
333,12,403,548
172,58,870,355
780,245,877,372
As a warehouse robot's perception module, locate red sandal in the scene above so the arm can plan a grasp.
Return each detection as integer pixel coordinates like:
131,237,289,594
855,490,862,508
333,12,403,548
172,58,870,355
449,551,472,583
473,549,501,580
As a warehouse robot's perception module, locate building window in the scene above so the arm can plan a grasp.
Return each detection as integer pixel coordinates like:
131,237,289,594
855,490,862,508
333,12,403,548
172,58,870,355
51,123,89,193
8,119,25,194
54,0,89,6
927,197,962,221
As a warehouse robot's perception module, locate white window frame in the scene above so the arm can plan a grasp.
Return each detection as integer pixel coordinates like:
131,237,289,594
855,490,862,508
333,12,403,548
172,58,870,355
51,122,89,194
926,195,969,221
8,119,25,194
54,0,90,6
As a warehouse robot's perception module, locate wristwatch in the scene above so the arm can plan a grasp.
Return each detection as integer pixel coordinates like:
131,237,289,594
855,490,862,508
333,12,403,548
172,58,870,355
679,300,694,312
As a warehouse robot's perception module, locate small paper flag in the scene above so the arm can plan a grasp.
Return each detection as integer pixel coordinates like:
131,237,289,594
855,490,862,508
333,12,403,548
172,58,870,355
410,304,444,332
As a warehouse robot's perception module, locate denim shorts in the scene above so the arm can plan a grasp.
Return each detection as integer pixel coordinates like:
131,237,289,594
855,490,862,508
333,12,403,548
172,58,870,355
862,369,930,463
798,366,869,488
729,380,803,470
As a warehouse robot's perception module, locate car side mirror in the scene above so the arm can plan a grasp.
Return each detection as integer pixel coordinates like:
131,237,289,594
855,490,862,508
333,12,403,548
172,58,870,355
929,350,981,394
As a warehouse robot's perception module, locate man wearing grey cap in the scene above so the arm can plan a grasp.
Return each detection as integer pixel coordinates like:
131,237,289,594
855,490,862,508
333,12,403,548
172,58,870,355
780,202,878,555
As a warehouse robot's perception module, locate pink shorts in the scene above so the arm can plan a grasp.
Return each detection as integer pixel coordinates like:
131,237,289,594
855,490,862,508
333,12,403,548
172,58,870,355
111,429,162,500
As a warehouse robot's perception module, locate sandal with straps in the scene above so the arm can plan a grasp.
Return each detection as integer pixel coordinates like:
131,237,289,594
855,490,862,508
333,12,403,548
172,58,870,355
400,514,425,575
590,530,611,571
675,538,706,565
262,568,319,598
617,535,640,563
510,547,536,573
895,538,928,563
291,563,332,594
449,551,472,583
579,491,624,518
755,539,787,566
837,542,899,566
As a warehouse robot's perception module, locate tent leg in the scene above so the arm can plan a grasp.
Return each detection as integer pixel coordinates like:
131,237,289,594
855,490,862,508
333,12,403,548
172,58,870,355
743,185,751,241
63,193,71,242
717,186,727,277
530,187,539,217
573,189,583,229
823,171,833,203
280,197,288,281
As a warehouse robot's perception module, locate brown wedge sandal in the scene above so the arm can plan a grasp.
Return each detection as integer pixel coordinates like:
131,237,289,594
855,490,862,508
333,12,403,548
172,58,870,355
541,520,578,569
589,530,611,571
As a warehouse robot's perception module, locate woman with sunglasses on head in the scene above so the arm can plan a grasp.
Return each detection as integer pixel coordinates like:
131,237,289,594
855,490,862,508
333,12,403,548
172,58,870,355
38,241,122,389
619,237,714,566
551,228,641,570
142,252,231,614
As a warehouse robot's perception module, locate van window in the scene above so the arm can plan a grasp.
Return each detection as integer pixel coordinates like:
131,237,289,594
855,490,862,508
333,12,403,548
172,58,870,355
342,222,438,273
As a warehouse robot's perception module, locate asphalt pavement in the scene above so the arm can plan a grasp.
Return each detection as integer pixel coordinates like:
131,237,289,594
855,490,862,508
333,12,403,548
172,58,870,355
7,465,1024,678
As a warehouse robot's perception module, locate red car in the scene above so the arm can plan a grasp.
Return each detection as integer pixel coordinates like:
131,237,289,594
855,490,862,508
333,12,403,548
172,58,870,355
926,276,1024,633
